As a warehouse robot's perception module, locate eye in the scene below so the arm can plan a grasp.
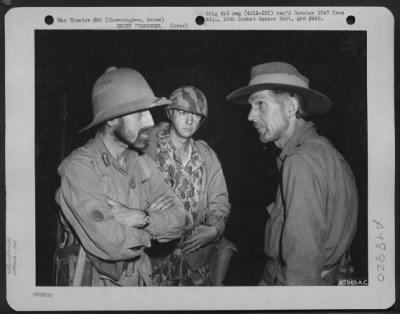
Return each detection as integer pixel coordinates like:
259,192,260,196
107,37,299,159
192,115,202,122
252,100,265,109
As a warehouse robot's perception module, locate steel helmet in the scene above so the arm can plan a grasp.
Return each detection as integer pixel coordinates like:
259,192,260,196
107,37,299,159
166,86,208,118
80,66,170,132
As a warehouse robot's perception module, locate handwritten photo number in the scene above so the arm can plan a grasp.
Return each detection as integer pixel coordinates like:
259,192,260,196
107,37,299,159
5,6,395,311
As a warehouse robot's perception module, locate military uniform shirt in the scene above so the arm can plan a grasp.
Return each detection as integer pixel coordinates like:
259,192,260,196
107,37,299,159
56,133,189,265
264,121,358,285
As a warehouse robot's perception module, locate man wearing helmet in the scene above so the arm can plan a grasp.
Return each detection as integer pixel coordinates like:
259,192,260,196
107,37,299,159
55,67,190,286
144,86,235,286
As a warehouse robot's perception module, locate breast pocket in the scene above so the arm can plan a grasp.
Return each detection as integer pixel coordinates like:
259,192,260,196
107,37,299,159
101,173,135,209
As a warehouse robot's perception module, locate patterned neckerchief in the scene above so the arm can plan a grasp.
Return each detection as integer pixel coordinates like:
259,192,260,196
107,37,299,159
155,124,204,218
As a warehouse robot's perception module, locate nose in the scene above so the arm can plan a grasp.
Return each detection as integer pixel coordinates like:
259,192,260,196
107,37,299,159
141,110,154,128
186,113,194,125
248,105,257,122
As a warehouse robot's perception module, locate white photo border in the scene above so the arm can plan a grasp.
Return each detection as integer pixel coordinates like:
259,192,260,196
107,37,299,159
5,6,395,311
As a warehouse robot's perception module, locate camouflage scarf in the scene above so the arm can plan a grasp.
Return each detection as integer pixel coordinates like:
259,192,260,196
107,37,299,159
155,124,204,220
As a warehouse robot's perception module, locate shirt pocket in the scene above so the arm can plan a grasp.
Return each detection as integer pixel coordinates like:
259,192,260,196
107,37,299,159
101,173,133,209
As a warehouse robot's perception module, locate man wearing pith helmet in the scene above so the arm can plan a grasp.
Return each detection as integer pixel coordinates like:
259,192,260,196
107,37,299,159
145,86,236,286
55,67,190,286
226,62,358,285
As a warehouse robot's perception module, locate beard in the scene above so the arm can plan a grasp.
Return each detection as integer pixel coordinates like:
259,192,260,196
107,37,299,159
113,121,151,152
132,127,152,151
114,119,151,151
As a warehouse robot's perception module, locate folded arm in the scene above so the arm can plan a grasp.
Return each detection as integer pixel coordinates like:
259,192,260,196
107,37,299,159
56,156,152,261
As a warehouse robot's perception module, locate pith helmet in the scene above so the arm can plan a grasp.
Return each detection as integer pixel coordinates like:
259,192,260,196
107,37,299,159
80,66,170,132
226,62,332,115
166,86,208,118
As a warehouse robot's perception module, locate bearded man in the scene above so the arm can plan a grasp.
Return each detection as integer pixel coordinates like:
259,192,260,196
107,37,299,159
55,67,189,286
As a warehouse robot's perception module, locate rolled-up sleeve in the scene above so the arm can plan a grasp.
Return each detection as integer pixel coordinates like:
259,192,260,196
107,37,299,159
56,155,151,261
276,154,326,285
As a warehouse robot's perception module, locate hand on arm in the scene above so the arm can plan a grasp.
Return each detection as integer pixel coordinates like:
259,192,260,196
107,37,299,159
107,198,147,228
108,194,174,228
141,155,191,241
58,156,152,261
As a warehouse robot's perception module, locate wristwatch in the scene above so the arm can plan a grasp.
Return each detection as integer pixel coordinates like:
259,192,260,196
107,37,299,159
142,210,151,228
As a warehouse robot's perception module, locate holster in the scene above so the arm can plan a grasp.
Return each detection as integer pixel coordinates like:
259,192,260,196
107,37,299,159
86,253,124,282
55,231,125,285
147,238,218,272
181,211,219,271
183,242,218,271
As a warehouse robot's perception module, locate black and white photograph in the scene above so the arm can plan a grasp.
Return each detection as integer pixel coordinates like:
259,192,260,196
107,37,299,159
4,6,395,311
35,28,368,288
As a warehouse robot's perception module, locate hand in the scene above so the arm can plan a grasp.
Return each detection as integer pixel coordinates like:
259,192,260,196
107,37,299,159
183,225,218,255
146,194,174,212
107,198,146,228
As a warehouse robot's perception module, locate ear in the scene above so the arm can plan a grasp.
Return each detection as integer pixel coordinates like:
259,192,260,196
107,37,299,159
285,95,299,118
106,117,120,127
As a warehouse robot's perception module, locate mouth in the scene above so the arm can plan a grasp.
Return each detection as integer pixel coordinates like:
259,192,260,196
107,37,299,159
140,133,150,140
138,128,151,137
253,123,266,134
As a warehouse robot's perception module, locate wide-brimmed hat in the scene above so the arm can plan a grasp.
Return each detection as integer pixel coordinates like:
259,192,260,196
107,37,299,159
80,67,170,132
226,62,331,115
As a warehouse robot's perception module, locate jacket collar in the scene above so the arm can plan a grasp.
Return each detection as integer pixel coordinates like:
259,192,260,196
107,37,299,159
91,132,137,172
278,121,317,163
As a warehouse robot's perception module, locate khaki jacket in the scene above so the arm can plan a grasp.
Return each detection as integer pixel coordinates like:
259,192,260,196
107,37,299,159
264,121,358,285
56,132,189,284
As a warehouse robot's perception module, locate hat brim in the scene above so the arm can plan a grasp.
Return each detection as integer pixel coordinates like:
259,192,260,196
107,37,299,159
165,105,207,118
226,83,332,115
79,97,171,133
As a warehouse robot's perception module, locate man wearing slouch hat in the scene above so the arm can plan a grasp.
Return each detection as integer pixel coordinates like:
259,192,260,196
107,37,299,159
226,62,358,285
55,67,190,286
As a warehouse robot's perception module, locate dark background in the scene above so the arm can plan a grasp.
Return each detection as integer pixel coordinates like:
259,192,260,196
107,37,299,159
35,29,368,286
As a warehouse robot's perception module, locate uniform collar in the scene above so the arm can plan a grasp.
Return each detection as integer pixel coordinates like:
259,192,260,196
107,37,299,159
92,132,137,172
278,121,317,163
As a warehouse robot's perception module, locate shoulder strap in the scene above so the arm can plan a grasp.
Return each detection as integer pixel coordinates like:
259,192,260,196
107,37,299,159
87,147,112,179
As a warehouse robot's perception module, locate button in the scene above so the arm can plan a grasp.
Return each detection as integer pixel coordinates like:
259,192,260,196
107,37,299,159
90,210,104,222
